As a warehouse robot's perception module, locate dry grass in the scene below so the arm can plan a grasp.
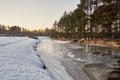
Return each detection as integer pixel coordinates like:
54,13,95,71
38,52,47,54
78,39,120,48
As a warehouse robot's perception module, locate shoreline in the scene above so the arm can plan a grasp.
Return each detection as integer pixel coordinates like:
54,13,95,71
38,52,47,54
77,39,120,48
53,38,120,48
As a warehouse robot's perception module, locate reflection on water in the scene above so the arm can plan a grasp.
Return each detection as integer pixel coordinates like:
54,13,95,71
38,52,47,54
66,43,120,80
107,51,120,80
86,45,120,80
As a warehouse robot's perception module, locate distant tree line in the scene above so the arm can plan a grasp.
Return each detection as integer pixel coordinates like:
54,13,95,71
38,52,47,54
50,0,120,39
0,24,45,37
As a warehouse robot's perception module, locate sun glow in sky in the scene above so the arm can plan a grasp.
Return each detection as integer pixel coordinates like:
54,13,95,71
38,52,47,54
0,0,80,30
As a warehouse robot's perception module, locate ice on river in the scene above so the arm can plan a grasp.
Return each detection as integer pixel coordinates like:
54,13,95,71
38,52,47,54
0,37,53,80
37,38,74,80
67,52,75,58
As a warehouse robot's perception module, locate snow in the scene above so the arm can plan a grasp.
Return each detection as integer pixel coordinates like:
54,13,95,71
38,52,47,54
0,37,25,46
90,44,106,47
75,58,87,62
37,38,74,80
53,40,70,44
0,37,53,80
67,52,87,62
67,52,75,58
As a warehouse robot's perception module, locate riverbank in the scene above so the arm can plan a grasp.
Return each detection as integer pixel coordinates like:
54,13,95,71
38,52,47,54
54,38,120,48
77,39,120,48
0,37,54,80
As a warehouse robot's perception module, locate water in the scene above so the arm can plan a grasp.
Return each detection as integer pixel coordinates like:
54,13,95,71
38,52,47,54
37,38,120,80
77,45,120,80
63,43,120,80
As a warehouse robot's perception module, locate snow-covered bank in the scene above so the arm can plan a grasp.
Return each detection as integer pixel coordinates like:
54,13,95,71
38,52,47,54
37,38,74,80
0,37,53,80
0,37,25,46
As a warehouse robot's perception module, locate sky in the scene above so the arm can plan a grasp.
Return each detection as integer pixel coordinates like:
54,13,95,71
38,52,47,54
0,0,80,30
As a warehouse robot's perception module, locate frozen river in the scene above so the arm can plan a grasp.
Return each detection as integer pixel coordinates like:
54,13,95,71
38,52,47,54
37,37,120,80
37,38,91,80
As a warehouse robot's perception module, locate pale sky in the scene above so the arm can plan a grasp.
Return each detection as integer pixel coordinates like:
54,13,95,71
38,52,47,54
0,0,80,30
